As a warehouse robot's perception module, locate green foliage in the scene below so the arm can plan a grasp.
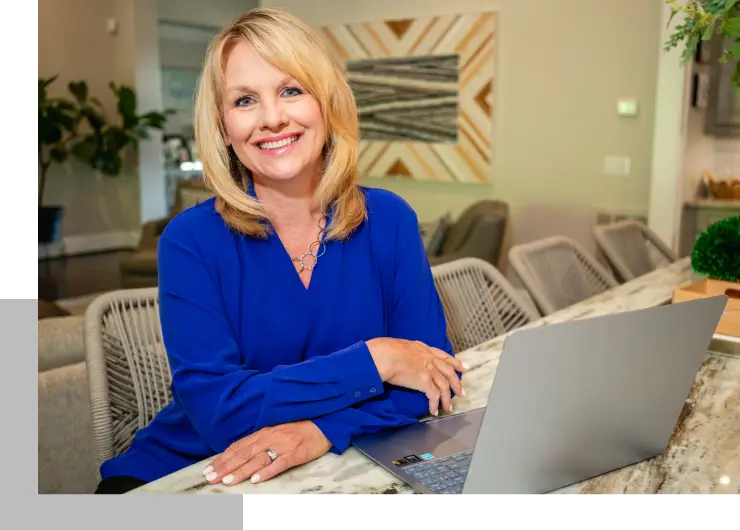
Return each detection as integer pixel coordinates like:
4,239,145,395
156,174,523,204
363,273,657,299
691,215,740,282
38,76,171,206
663,0,740,86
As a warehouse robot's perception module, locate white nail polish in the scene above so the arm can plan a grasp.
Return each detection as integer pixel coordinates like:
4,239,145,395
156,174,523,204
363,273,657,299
462,389,466,397
222,474,235,485
462,362,471,370
205,472,218,482
202,465,213,476
433,410,439,416
250,474,261,484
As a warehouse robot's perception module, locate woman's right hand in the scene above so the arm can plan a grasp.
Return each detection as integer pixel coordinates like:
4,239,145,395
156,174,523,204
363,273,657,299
365,338,468,416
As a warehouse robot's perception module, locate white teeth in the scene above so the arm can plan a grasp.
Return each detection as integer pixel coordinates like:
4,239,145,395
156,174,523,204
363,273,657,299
258,135,299,150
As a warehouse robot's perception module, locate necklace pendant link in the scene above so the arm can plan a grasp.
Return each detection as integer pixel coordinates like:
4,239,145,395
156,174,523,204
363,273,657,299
291,215,328,274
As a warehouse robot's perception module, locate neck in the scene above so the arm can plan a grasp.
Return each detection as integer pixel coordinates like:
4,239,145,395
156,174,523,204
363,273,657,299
248,162,323,228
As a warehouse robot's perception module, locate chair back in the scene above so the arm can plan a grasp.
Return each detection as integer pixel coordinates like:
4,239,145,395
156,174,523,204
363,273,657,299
508,236,618,315
432,257,539,353
84,288,171,472
593,220,677,282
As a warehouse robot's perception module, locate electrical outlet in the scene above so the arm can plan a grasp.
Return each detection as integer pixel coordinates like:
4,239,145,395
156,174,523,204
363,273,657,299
603,156,631,177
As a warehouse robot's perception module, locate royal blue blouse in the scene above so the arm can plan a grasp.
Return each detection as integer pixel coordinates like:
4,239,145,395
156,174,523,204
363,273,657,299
100,186,455,483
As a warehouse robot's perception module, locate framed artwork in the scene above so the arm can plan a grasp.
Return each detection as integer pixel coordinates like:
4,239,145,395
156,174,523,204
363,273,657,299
319,12,497,183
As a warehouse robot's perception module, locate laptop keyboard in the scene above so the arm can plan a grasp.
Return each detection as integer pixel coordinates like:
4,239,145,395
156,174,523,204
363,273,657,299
403,450,473,494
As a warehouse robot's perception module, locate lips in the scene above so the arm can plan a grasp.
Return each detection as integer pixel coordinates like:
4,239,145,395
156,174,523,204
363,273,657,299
256,133,302,151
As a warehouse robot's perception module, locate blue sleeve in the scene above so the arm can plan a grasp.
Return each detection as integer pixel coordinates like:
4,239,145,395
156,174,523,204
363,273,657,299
157,218,384,453
312,197,456,453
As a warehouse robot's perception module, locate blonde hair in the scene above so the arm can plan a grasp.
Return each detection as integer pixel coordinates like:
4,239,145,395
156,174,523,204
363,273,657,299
193,7,366,240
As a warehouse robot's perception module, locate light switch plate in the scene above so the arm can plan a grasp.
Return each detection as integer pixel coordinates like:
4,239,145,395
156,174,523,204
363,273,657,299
603,155,631,177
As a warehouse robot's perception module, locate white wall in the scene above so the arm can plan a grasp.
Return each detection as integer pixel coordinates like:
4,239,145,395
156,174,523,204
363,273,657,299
127,0,169,225
647,3,691,251
262,0,667,265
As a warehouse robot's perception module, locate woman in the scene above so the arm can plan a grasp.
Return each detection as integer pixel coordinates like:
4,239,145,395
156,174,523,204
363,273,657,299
95,7,465,494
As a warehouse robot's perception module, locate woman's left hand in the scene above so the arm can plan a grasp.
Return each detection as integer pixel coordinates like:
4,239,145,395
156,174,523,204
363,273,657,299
203,421,332,486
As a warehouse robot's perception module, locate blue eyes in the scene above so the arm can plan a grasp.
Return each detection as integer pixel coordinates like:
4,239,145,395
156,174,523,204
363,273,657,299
234,87,303,107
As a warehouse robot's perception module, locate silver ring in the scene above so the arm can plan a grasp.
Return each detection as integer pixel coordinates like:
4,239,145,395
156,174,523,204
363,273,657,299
266,448,278,462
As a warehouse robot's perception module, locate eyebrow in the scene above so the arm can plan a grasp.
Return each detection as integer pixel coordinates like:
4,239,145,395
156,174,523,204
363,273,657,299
225,75,296,94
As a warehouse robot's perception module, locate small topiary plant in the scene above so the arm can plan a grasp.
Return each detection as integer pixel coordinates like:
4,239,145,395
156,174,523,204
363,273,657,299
691,215,740,283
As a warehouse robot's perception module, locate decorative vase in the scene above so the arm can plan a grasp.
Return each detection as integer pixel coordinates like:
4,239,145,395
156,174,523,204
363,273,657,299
38,205,64,243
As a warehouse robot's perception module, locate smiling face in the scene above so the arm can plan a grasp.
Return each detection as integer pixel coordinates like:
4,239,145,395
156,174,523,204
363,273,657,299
221,40,326,185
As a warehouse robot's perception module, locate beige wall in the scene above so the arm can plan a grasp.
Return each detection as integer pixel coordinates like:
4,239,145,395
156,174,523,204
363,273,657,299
263,0,665,266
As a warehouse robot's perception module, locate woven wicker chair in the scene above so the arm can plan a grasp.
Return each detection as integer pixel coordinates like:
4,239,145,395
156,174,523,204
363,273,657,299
508,236,618,316
431,257,539,353
593,220,677,282
84,288,171,474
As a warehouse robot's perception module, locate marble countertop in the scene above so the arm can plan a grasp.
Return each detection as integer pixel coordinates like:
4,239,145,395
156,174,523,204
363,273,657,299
133,258,740,494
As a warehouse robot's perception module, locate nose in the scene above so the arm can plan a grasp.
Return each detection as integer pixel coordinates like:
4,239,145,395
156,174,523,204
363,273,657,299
259,97,288,132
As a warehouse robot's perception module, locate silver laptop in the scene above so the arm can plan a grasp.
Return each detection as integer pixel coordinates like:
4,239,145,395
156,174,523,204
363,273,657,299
352,296,727,494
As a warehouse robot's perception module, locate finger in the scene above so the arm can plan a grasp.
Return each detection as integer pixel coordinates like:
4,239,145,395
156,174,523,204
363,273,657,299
431,369,453,413
422,373,441,416
209,439,246,472
206,443,258,483
434,357,464,397
220,450,274,487
429,348,467,372
250,453,296,484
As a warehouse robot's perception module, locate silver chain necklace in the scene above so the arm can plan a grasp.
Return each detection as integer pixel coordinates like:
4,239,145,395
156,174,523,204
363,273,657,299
243,180,329,274
291,216,328,274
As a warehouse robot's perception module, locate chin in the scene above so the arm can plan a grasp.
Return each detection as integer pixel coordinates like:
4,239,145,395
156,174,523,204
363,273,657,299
254,158,311,181
248,150,322,184
261,170,303,182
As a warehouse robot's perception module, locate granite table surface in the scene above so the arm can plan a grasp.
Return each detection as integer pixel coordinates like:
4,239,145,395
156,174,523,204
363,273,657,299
132,258,740,494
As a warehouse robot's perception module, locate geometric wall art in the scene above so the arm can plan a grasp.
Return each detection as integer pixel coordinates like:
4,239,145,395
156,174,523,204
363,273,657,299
319,12,496,182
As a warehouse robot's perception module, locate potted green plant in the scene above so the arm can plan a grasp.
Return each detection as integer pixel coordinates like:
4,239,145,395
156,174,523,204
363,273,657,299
691,215,740,282
672,215,740,337
38,75,170,243
663,1,740,86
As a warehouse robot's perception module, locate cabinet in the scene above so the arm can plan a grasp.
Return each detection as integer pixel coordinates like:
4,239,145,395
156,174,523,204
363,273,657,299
679,200,740,256
705,36,740,137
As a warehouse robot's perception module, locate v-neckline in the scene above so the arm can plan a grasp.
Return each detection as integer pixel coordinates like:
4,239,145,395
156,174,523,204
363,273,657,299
246,178,332,294
275,235,323,292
